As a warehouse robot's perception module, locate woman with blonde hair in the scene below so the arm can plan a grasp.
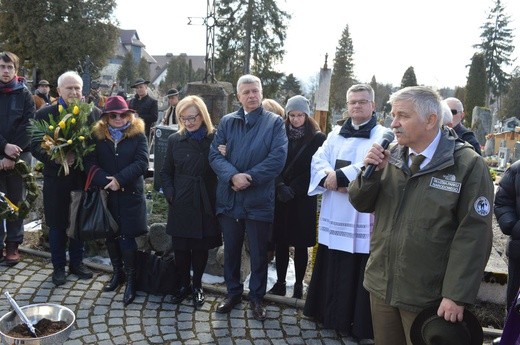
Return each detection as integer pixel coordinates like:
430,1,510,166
160,95,221,308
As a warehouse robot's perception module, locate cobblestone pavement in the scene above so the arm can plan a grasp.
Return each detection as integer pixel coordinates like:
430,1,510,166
0,251,359,345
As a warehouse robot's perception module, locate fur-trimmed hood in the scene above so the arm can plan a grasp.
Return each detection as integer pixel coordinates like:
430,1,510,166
91,116,146,141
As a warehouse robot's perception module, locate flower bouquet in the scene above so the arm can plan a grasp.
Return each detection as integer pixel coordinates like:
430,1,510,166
29,100,95,175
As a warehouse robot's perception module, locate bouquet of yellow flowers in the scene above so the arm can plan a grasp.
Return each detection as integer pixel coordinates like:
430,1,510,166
29,99,95,175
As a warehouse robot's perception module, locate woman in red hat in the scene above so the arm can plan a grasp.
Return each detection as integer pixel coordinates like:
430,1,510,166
85,95,149,306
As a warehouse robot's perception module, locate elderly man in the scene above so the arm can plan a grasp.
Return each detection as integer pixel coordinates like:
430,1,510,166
0,51,35,266
349,86,493,345
209,74,287,321
160,88,179,126
129,78,158,140
445,97,481,155
31,71,101,286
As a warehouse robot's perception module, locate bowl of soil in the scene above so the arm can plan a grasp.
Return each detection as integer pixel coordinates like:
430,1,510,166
0,303,75,345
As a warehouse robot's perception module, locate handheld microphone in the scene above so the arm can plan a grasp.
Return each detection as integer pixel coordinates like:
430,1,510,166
363,131,395,179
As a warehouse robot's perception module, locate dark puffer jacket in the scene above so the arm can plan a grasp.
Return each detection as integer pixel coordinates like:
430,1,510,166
495,160,520,258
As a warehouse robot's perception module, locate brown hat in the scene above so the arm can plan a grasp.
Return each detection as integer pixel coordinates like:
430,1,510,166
37,80,52,87
410,306,483,345
102,96,135,116
131,78,150,88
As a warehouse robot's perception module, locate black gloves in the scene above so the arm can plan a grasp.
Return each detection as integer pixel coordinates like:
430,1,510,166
277,184,295,203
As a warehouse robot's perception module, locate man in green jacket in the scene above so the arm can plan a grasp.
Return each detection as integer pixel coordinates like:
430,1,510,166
348,86,493,345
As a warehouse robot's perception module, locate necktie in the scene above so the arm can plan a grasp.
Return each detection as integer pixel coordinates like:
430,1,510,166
409,154,426,175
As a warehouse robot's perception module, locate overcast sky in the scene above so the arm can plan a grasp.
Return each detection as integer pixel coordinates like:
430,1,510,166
114,0,520,90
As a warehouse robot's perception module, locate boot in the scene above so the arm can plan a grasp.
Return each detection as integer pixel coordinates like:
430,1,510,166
121,250,137,306
104,241,125,292
267,281,286,296
292,283,303,299
4,242,20,266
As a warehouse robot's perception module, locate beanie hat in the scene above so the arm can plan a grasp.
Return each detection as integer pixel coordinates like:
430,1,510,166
285,95,310,116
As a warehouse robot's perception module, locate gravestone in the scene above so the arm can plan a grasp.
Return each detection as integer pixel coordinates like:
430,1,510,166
472,107,492,146
153,125,178,191
185,81,235,124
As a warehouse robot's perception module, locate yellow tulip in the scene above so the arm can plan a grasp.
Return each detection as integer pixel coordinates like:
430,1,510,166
49,125,54,130
58,121,66,129
73,105,79,115
79,136,85,141
67,139,73,145
71,118,76,124
58,105,63,113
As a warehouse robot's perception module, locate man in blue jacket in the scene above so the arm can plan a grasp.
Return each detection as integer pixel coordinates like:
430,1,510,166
209,74,288,321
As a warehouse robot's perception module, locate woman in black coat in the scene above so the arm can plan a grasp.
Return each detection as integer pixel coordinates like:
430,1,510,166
268,95,325,299
85,95,149,306
160,95,221,308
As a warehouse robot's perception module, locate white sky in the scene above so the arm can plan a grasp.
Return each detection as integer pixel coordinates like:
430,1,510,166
114,0,520,90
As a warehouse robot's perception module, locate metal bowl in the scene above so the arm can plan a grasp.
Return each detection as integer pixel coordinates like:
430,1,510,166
0,303,75,345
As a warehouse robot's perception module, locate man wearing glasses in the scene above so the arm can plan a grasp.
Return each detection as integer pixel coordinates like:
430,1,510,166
445,97,482,155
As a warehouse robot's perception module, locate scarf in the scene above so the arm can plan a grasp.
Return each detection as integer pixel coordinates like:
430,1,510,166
0,76,25,94
339,115,377,139
186,126,207,141
287,124,305,141
108,122,131,143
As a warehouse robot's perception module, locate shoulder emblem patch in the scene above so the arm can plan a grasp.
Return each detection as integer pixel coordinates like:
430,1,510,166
474,196,491,216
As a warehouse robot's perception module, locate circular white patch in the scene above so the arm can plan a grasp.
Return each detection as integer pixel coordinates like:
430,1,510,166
156,128,163,138
474,196,491,216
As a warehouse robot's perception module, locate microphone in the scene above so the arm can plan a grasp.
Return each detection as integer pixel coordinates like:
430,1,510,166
363,131,395,179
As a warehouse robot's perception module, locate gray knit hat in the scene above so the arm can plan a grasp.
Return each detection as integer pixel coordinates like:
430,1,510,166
285,95,310,116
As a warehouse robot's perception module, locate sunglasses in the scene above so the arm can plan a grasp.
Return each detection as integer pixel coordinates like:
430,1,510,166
450,109,459,115
108,113,129,120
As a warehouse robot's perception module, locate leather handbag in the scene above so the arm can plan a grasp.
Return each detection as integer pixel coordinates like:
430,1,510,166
67,166,118,241
135,250,177,295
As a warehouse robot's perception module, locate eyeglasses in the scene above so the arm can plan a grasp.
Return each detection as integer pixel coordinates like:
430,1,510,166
347,100,371,106
180,114,199,124
108,113,129,119
450,109,459,115
0,64,15,71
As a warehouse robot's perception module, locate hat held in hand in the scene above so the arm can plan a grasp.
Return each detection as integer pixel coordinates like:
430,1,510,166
410,306,483,345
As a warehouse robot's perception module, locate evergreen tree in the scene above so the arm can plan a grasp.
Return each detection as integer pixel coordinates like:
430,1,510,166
369,75,392,114
464,53,487,126
499,68,520,120
400,67,418,88
0,0,119,85
474,0,515,103
329,24,356,115
278,73,302,103
137,57,150,82
117,53,136,93
215,0,290,89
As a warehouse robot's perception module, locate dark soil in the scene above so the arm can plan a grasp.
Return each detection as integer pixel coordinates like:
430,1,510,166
7,318,68,338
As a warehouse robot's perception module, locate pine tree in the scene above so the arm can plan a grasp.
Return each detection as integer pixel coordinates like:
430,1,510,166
499,68,520,120
400,67,418,88
279,73,302,103
329,25,356,115
474,0,515,104
0,0,119,85
464,53,487,126
137,57,150,82
215,0,290,91
117,53,136,93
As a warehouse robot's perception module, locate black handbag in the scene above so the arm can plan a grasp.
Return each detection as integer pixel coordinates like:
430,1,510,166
67,166,118,241
135,250,177,295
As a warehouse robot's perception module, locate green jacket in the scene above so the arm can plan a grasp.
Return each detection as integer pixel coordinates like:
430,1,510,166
348,128,493,312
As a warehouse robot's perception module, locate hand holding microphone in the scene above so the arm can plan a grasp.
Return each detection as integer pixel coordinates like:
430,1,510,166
363,131,395,179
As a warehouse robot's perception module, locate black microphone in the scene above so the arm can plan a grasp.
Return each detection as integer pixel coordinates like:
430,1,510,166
363,131,395,179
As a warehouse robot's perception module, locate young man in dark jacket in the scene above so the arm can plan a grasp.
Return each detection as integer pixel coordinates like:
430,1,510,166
0,51,35,266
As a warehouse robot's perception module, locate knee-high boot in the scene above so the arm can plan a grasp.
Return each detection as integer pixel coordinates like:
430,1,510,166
121,250,137,306
104,241,125,292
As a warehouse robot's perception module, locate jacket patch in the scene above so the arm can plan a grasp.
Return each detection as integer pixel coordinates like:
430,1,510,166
429,177,461,193
474,196,491,216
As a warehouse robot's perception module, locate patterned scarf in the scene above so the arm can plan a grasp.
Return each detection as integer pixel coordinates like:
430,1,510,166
287,124,305,141
186,126,207,141
108,122,131,143
0,76,25,94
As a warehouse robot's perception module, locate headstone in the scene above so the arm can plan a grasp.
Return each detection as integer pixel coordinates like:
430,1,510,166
484,136,495,157
153,125,178,191
498,146,510,169
185,81,235,124
472,106,492,146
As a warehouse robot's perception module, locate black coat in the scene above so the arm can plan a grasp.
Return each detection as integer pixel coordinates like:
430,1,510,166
495,160,520,258
160,130,219,241
31,103,101,229
85,117,149,238
273,130,326,247
129,94,158,136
